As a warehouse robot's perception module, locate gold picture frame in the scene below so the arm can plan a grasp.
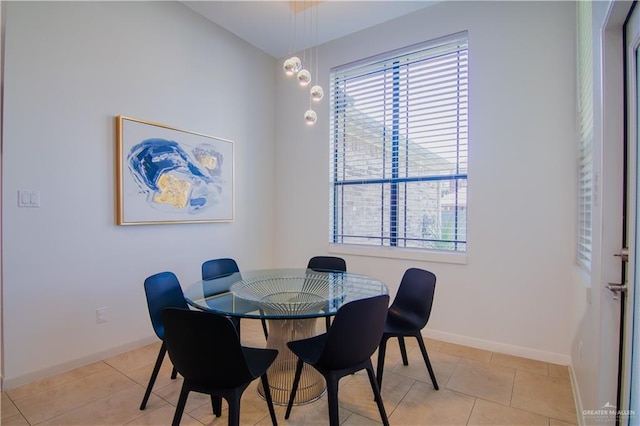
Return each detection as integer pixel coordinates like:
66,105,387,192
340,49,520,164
116,115,234,225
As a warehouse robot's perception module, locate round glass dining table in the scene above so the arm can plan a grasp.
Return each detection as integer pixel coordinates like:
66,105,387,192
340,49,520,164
184,268,388,405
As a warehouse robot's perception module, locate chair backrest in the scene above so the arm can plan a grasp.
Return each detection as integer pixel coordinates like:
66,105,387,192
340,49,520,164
317,295,389,370
143,271,189,340
202,258,240,280
162,308,255,387
307,256,347,272
389,268,437,330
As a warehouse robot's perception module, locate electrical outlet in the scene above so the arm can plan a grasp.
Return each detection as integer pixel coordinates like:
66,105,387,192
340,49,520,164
96,307,108,324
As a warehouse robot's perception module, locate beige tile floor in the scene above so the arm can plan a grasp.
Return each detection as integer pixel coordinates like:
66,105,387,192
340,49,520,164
1,319,578,425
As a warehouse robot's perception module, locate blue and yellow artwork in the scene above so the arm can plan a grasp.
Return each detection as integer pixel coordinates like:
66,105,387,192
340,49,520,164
117,116,234,225
128,139,223,213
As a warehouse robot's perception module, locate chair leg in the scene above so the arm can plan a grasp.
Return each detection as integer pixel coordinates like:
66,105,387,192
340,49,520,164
398,336,409,365
171,385,190,426
170,366,177,380
365,364,390,426
285,358,305,419
325,373,340,426
211,395,222,417
260,374,278,426
415,334,439,390
227,394,241,426
325,316,331,332
140,342,167,410
261,318,269,339
376,336,389,389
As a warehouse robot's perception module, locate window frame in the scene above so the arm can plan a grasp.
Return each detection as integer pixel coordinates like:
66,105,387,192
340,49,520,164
328,32,469,261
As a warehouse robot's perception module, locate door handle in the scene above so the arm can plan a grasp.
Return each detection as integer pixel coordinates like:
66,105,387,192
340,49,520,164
607,283,628,300
614,248,629,262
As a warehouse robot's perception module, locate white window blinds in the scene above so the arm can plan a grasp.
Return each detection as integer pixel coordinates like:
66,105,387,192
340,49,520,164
577,0,593,271
329,32,468,251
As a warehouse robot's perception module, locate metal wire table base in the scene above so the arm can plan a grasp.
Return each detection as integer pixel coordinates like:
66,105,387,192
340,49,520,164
257,317,326,405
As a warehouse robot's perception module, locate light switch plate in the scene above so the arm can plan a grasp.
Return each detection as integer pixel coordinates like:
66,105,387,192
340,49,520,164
18,190,41,207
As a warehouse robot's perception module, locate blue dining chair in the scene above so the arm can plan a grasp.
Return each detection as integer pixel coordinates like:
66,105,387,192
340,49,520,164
285,295,390,426
140,271,189,410
307,256,347,274
162,308,278,426
201,257,241,281
376,268,439,391
307,256,347,331
201,258,269,340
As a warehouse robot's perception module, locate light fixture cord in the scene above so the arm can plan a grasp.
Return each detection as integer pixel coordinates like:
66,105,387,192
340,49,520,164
302,0,307,66
288,0,293,55
314,1,319,85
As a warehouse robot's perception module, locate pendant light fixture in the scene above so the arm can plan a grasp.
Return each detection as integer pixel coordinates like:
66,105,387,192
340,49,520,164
283,1,323,125
283,57,302,76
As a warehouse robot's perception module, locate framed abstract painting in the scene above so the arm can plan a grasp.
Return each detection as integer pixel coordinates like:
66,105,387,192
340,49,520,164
116,115,234,225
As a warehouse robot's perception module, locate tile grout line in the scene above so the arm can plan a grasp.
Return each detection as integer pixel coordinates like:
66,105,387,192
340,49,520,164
465,397,479,425
3,392,32,426
508,363,516,409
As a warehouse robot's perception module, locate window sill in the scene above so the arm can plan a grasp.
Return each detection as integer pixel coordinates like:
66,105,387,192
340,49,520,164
328,244,467,265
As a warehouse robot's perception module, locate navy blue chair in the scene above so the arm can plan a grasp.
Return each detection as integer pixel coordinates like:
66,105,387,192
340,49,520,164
140,271,189,410
201,258,269,340
307,256,347,331
162,308,278,426
376,268,439,391
201,258,241,281
285,295,390,426
307,256,346,274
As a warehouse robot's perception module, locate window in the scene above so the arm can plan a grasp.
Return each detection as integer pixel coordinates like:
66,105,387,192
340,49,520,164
329,32,468,252
576,0,593,271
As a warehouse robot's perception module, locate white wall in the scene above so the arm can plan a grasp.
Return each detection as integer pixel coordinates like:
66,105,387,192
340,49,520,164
2,1,276,387
274,1,578,363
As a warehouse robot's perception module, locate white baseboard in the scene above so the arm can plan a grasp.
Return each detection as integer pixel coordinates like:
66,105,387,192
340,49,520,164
2,336,158,390
423,329,572,366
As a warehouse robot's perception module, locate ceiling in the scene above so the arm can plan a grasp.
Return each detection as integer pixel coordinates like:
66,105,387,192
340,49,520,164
181,1,439,59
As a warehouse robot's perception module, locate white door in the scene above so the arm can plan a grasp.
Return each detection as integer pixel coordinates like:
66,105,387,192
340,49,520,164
590,2,627,423
590,1,636,423
620,3,640,423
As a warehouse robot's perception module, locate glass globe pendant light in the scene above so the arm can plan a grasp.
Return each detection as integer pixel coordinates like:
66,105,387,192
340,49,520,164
297,69,311,87
304,109,317,125
283,56,302,77
283,58,295,76
310,85,324,102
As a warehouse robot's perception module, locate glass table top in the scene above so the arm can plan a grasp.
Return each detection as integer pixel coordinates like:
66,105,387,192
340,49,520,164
184,268,389,319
